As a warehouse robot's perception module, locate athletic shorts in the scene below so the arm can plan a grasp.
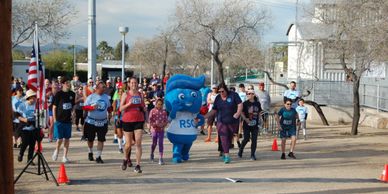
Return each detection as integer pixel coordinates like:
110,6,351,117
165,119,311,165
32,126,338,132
54,121,72,139
114,118,123,129
280,126,296,139
122,121,144,132
13,123,22,138
206,111,216,125
84,122,108,142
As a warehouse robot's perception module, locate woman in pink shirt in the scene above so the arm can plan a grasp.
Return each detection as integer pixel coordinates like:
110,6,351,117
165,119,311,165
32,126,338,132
120,78,146,173
149,99,168,165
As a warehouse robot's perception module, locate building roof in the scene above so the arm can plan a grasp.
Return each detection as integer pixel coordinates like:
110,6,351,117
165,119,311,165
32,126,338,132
287,22,335,40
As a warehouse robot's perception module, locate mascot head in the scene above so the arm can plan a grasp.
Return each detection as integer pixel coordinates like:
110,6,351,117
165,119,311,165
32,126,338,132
165,74,205,114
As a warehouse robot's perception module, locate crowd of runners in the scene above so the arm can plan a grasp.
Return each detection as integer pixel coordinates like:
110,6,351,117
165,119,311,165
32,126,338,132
11,72,309,173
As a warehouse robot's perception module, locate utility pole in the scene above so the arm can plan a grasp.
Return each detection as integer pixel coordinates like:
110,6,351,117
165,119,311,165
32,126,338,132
0,0,15,193
210,39,214,86
88,0,96,80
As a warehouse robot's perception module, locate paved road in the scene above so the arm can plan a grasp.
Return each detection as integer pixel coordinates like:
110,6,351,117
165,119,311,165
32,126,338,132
14,124,388,194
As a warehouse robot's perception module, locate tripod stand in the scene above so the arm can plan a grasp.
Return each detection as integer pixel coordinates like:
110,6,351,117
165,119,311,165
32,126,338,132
14,148,59,186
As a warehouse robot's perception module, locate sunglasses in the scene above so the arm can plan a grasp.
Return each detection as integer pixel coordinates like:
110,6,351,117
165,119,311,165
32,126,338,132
286,103,292,105
248,93,255,95
219,90,225,93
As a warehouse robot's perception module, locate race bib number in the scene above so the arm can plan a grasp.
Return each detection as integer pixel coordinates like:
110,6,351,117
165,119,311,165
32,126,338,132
94,120,106,127
248,120,257,126
132,96,141,104
283,120,292,125
63,103,72,110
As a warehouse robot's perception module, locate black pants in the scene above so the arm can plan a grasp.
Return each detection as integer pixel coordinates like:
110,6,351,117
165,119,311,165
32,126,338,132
19,128,40,161
240,126,259,156
75,109,85,126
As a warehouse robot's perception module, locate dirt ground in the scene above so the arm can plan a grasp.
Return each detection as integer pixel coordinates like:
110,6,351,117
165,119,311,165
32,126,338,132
13,124,388,194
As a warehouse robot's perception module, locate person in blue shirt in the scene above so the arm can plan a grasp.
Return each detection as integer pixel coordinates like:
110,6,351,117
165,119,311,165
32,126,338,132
283,81,301,109
12,85,24,148
16,90,40,164
276,99,300,160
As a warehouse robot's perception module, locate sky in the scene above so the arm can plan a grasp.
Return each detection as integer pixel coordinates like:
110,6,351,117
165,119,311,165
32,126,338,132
65,0,307,47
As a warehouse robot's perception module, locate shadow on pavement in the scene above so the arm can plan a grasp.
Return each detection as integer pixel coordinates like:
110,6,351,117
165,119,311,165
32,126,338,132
286,186,388,194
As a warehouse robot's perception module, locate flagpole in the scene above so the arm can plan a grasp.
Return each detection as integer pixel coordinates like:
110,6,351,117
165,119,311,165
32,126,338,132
34,22,40,129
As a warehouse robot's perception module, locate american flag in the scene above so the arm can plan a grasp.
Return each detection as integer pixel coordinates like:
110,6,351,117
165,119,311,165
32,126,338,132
27,41,45,109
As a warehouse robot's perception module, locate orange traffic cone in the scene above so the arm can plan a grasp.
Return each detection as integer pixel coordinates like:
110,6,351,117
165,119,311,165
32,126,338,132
272,138,279,151
58,163,70,184
380,164,388,183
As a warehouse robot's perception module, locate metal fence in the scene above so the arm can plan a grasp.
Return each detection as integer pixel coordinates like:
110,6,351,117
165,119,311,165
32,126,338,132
298,80,388,112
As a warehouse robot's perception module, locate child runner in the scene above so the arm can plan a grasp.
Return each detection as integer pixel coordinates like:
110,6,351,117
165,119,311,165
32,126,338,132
238,89,262,160
149,99,168,165
296,99,309,140
276,99,300,160
113,85,124,153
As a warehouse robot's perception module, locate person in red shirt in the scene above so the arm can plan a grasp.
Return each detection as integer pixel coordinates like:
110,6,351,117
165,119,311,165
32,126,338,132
120,78,146,173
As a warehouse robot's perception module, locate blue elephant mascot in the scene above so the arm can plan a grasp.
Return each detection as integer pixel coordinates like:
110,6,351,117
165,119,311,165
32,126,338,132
165,74,205,163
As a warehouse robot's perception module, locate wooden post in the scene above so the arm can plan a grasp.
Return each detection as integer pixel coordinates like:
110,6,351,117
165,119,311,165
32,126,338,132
0,0,15,193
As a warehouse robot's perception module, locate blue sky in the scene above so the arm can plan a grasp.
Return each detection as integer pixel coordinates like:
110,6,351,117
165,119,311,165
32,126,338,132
65,0,306,47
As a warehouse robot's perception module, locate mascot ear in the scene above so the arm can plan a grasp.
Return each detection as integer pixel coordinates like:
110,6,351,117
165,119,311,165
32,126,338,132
166,74,206,93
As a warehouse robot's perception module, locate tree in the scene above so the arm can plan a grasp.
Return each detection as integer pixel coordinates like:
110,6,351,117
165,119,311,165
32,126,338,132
114,40,129,60
175,0,270,84
12,49,26,60
97,41,114,60
308,0,388,135
43,50,74,72
12,0,77,48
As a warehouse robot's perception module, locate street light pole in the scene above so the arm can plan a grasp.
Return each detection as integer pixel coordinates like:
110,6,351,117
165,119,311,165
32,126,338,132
73,40,76,76
119,26,129,80
210,38,214,86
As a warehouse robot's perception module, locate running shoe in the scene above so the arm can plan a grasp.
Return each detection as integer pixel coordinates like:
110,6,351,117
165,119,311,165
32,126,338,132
158,158,164,165
237,149,243,158
200,130,206,135
119,148,123,153
95,156,104,164
17,155,23,162
62,157,70,163
13,143,17,148
204,138,211,142
281,153,286,160
52,150,58,161
128,159,133,167
288,152,296,159
150,153,154,162
76,127,81,132
113,138,118,144
224,156,231,164
88,153,94,161
121,159,127,170
250,155,257,161
134,165,142,173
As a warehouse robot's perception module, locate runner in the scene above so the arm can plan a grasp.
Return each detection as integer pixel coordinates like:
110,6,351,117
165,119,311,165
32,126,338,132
204,84,218,142
149,99,168,165
112,84,124,153
120,78,146,173
82,82,111,163
283,81,301,109
12,85,24,148
82,79,95,141
16,90,40,164
47,82,58,142
236,83,248,148
296,99,309,140
52,77,75,163
238,89,262,160
257,82,271,133
74,87,85,132
210,83,243,164
276,99,300,160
